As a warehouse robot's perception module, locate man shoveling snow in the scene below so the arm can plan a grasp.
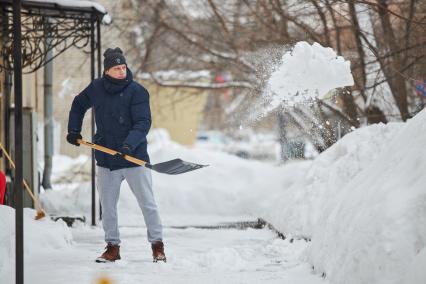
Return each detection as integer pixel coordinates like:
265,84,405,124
66,47,166,263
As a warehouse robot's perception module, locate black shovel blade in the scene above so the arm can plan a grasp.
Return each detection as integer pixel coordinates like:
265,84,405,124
147,159,208,175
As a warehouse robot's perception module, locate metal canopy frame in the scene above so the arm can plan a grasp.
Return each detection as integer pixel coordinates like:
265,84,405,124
1,0,105,73
1,1,106,283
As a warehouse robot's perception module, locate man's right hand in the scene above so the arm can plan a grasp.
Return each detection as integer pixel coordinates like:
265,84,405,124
66,133,82,146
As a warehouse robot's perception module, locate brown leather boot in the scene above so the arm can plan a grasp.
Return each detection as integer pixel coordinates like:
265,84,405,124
95,243,121,263
152,241,166,263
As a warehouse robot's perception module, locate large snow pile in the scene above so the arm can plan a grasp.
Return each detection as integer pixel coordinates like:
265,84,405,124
257,110,426,284
266,41,354,108
0,206,72,283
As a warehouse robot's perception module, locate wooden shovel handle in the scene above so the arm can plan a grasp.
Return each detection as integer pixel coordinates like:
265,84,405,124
77,139,148,167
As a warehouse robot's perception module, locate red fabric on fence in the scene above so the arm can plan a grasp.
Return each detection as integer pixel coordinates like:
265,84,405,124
0,170,6,205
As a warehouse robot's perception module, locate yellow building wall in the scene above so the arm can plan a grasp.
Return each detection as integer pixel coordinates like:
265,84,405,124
142,82,208,146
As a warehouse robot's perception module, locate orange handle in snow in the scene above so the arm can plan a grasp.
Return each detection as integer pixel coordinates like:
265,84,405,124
0,142,45,216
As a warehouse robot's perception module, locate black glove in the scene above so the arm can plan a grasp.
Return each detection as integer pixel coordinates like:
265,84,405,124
113,144,132,162
66,132,82,146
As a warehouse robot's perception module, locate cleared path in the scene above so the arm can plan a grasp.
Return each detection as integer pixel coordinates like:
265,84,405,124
26,215,329,284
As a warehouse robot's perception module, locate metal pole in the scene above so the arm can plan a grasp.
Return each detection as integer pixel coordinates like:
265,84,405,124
42,18,53,190
97,20,102,77
90,19,96,226
13,0,24,283
97,19,102,221
2,7,13,206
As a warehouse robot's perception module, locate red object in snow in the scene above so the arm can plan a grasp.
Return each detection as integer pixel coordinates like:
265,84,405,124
0,170,5,205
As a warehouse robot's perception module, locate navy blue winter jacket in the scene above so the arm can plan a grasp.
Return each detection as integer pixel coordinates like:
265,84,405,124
68,68,151,170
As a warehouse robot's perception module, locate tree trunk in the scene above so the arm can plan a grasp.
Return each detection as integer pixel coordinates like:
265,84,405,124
376,0,410,121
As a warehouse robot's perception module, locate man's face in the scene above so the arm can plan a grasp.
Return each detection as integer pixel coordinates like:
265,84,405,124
105,64,127,79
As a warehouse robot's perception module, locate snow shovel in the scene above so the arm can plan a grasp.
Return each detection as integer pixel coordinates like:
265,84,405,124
77,139,208,175
0,143,46,220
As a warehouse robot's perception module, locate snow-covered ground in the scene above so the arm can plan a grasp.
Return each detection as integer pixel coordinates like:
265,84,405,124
1,109,426,284
0,207,72,284
1,129,329,284
23,215,327,284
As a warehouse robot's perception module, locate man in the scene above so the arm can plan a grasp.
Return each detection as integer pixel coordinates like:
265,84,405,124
66,47,166,263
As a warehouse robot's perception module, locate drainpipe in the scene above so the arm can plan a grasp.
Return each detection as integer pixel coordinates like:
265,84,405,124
42,20,53,190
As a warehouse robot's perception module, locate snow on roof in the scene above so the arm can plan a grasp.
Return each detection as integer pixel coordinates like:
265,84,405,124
167,0,211,19
138,70,253,90
138,70,212,82
29,0,107,14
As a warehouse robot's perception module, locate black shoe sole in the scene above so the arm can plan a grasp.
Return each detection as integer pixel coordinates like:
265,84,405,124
95,257,120,263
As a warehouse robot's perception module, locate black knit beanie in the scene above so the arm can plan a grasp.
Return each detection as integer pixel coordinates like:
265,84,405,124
103,47,127,71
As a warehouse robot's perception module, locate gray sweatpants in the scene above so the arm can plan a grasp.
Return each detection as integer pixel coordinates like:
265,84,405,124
96,166,163,245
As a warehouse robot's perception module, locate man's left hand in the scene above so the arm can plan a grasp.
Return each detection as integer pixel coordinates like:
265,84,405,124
113,145,132,162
